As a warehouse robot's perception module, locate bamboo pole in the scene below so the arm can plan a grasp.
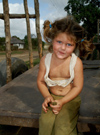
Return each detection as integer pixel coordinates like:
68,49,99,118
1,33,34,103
34,0,43,58
24,0,33,68
0,13,36,19
2,0,12,83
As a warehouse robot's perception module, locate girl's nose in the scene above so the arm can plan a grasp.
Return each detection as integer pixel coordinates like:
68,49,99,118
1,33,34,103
61,44,66,50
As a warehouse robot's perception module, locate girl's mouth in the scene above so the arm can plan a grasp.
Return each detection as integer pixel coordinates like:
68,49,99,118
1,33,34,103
59,51,65,55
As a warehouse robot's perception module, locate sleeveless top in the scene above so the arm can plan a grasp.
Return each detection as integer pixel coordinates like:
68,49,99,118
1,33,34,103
44,53,77,87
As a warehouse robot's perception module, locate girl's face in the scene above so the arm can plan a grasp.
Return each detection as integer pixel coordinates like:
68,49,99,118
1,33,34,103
52,33,76,59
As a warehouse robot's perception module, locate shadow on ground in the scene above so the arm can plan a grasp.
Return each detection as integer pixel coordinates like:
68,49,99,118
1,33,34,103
0,125,100,135
0,125,38,135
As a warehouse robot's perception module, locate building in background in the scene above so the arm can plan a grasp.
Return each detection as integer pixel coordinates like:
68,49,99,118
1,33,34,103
11,37,25,49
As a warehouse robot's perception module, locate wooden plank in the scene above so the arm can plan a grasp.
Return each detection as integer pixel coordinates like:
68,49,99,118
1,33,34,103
79,68,100,119
83,60,100,69
0,65,43,127
0,62,100,131
77,122,100,132
0,115,39,128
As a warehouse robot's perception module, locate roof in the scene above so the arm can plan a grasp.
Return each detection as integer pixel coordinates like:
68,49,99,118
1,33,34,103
11,37,24,44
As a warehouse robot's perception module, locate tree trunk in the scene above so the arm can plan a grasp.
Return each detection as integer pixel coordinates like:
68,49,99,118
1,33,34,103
2,0,12,83
24,0,33,68
34,0,43,58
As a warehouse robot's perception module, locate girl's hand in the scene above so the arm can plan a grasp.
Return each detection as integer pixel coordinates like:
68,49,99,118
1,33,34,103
50,99,64,115
42,96,54,113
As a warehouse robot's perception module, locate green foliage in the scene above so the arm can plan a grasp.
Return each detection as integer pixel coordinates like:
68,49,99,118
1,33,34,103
64,0,100,39
0,37,5,50
0,46,5,51
93,34,100,43
92,48,98,59
24,35,45,50
24,35,28,49
0,46,19,51
0,37,5,45
12,35,21,40
32,38,38,49
25,58,40,69
11,46,18,51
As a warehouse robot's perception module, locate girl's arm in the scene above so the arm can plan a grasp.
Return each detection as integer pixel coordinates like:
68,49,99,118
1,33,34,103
60,57,83,104
50,57,83,114
37,56,50,98
37,56,54,112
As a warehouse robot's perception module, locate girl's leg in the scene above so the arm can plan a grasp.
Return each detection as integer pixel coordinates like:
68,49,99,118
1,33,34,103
53,96,81,135
39,106,56,135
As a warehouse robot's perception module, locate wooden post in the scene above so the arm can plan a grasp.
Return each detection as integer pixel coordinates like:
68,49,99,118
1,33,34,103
34,0,43,58
97,19,99,43
24,0,33,68
2,0,12,83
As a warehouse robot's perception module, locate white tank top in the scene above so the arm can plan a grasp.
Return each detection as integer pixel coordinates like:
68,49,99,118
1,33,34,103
44,53,77,87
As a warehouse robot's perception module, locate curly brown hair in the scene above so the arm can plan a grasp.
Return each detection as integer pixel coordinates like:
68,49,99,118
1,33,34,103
43,15,95,58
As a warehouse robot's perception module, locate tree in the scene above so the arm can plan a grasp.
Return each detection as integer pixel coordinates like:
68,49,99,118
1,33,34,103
24,35,45,50
0,37,5,45
24,35,28,49
64,0,100,39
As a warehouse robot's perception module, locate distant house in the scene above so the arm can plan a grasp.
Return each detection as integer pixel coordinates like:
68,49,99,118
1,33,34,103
11,37,25,49
44,43,50,50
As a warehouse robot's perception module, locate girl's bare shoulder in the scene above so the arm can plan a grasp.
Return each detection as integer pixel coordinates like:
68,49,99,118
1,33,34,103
40,55,46,63
39,55,46,69
75,57,83,70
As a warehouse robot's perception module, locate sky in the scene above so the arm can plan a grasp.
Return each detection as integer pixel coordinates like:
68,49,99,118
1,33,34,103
0,0,68,39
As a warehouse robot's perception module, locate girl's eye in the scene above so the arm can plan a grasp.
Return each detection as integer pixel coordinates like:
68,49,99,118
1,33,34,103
57,41,62,44
67,43,72,46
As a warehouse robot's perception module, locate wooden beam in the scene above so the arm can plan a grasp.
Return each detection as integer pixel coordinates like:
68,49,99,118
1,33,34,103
0,13,36,19
24,0,33,68
2,0,12,83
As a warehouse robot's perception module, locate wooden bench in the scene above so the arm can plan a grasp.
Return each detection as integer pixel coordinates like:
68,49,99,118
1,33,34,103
0,62,100,133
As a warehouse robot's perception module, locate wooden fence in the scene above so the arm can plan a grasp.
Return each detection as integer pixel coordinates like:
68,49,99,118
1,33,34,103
0,0,42,83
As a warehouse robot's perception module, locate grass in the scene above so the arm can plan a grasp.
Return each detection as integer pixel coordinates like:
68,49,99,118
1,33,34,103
25,58,40,69
0,52,6,55
11,51,24,54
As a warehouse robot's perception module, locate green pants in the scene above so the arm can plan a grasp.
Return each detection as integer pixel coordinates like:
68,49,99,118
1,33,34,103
39,94,81,135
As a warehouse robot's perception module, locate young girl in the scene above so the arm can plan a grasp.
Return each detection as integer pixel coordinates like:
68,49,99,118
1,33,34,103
37,16,94,135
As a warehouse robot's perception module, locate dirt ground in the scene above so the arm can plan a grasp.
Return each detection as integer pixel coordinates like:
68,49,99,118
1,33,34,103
0,50,48,62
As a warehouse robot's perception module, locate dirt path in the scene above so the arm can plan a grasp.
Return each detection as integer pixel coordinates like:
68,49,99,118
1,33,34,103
0,50,48,62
